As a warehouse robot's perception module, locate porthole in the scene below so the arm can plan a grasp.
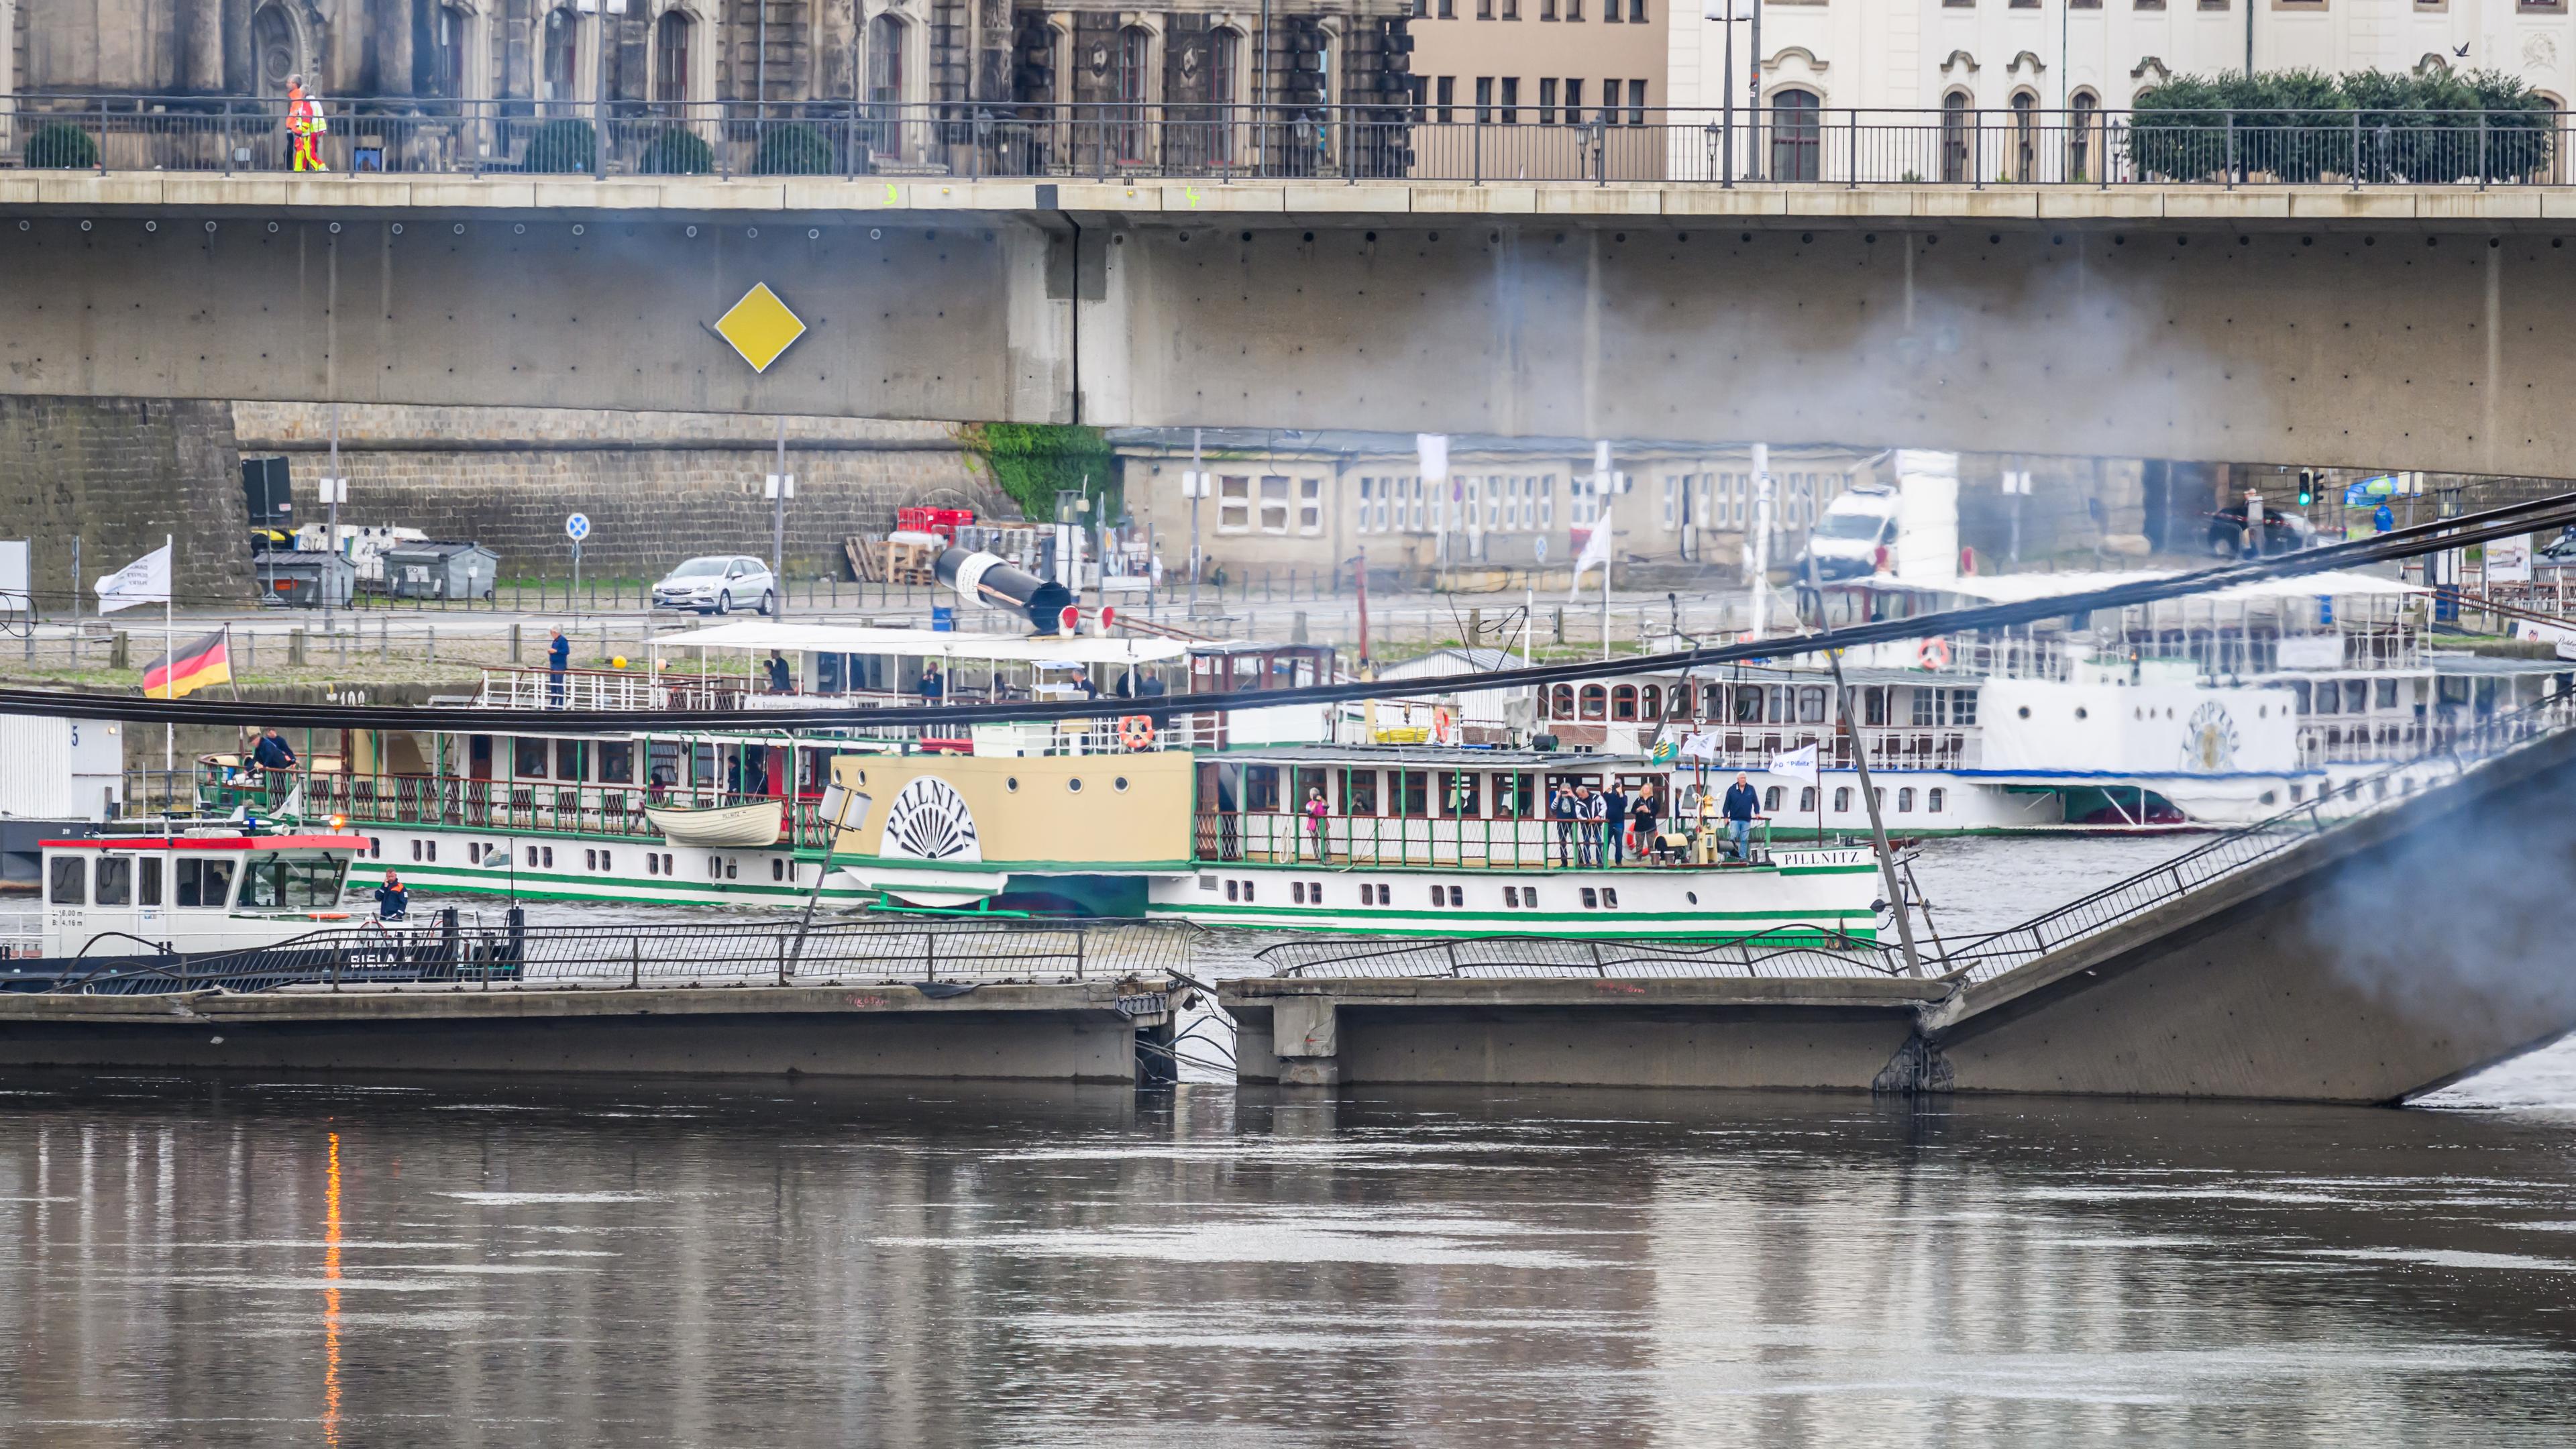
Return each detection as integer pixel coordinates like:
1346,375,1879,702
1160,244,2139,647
1114,777,1130,792
868,227,883,240
807,228,820,240
2075,707,2088,720
204,220,219,233
453,223,466,235
79,220,92,232
2017,706,2032,719
569,223,582,236
325,221,337,234
268,221,280,233
1067,778,1083,792
1005,777,1019,792
686,225,699,238
745,227,758,239
1686,891,1698,905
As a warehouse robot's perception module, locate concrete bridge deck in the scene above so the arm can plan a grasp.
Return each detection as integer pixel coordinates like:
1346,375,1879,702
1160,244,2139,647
1223,713,2576,1105
5,174,2576,472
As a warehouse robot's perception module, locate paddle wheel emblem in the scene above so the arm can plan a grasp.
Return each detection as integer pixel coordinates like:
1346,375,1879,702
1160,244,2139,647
879,777,983,863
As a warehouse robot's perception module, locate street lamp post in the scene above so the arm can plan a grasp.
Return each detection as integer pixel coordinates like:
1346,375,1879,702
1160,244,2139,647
1705,3,1752,186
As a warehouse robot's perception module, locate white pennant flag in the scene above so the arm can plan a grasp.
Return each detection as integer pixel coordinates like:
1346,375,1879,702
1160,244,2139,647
1766,741,1821,783
93,543,172,614
1570,498,1614,599
1678,730,1723,762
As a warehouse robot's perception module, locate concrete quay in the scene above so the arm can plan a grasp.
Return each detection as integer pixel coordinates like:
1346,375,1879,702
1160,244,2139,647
1223,718,2576,1105
0,977,1183,1084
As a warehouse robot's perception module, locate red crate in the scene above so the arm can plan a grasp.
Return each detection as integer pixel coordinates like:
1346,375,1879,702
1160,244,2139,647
896,506,976,541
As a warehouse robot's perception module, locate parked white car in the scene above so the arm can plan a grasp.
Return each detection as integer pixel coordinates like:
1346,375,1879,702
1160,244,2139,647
652,555,776,615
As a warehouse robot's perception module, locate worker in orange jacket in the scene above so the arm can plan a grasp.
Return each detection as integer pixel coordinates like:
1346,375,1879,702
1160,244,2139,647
286,74,327,172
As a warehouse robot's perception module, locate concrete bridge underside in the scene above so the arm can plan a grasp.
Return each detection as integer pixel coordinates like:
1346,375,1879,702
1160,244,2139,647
5,176,2576,472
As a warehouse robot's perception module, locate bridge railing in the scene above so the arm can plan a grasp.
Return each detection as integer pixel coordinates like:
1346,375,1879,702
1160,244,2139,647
1931,686,2576,986
2,97,2567,189
1256,925,1909,980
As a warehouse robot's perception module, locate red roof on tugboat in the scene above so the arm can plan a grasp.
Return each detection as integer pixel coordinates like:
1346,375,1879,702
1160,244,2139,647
38,835,371,851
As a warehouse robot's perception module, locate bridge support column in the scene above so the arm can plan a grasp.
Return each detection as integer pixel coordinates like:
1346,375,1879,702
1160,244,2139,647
1273,995,1341,1087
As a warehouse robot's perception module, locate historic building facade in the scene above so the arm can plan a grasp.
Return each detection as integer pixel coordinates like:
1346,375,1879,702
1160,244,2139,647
3,0,1415,133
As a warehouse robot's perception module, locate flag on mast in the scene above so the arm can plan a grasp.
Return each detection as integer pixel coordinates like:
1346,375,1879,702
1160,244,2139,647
142,629,233,700
1569,498,1614,599
93,543,172,614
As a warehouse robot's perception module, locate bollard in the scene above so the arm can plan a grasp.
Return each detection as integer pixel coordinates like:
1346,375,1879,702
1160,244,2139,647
289,628,307,667
1293,610,1309,644
110,631,129,670
510,623,523,664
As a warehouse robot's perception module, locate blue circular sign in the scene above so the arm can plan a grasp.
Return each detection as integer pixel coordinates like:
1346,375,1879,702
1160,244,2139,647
565,513,590,542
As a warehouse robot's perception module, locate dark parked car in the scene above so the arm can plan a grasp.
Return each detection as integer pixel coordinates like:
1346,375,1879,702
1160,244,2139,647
2205,505,2320,559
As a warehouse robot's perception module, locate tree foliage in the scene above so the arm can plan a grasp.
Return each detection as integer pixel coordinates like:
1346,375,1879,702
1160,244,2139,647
519,119,598,174
637,127,714,176
962,424,1119,523
24,123,99,170
749,123,836,176
2129,69,2555,182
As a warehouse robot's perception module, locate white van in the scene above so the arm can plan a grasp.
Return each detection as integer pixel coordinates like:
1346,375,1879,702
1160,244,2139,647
1795,486,1900,582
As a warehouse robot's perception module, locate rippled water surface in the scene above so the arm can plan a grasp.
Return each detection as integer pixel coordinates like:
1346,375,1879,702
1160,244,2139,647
5,1074,2576,1446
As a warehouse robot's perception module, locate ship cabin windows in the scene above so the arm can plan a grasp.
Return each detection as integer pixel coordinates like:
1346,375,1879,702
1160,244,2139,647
1579,886,1619,908
1928,788,1946,813
600,741,635,784
1612,686,1639,721
515,738,549,777
176,858,234,909
1799,788,1817,812
1580,685,1609,720
1503,885,1542,909
1898,788,1916,812
1764,787,1783,811
48,855,83,904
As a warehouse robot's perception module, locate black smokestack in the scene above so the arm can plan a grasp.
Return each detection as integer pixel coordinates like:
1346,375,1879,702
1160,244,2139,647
934,547,1077,635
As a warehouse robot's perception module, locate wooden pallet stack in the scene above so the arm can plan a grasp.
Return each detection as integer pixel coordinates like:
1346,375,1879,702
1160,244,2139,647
882,538,941,586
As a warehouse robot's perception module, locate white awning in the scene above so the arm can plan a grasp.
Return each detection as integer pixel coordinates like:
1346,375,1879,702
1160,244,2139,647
649,621,1188,665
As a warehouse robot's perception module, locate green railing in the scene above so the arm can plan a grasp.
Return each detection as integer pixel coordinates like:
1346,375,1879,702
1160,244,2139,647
1192,810,1778,870
206,767,839,851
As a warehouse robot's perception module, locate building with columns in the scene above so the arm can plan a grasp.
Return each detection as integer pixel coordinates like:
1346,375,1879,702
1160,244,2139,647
1,1,1417,146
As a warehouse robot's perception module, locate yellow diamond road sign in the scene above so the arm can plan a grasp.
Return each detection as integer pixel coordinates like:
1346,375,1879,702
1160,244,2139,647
714,283,807,374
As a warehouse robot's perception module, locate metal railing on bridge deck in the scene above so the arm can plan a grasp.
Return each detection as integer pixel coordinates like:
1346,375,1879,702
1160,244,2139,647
34,914,1197,996
1256,926,1909,981
4,96,2570,190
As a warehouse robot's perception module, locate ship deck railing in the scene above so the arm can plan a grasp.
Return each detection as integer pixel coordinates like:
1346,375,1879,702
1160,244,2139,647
1194,810,1821,872
20,914,1199,996
1256,926,1910,980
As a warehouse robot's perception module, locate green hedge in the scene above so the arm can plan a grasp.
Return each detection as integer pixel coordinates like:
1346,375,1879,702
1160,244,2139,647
2131,69,2554,182
24,123,99,170
750,123,835,176
519,119,597,174
962,424,1119,523
637,127,714,176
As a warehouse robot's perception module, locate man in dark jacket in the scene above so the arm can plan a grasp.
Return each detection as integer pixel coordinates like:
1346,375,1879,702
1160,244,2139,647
1550,784,1579,866
1722,773,1762,860
1601,781,1631,865
546,627,572,708
252,727,298,805
374,869,409,921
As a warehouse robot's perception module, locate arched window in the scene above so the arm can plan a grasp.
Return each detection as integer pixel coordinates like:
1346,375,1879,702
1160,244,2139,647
655,11,694,104
2068,90,2098,182
1833,786,1851,812
2010,91,2036,181
415,3,470,99
1578,684,1608,720
1668,684,1694,719
1764,786,1782,812
865,14,908,154
543,9,580,104
253,3,299,97
1208,28,1244,165
1611,685,1639,721
1115,25,1155,163
1941,91,1973,182
1549,684,1576,718
1641,686,1662,719
1769,88,1821,182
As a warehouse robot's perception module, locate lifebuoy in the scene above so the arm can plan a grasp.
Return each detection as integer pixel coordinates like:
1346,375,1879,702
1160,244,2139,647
1118,714,1157,750
1918,637,1952,670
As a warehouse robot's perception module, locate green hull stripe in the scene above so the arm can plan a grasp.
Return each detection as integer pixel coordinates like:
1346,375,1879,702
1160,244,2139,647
1154,902,1876,925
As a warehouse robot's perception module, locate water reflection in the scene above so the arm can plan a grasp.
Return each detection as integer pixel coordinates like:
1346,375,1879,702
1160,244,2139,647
2,1075,2573,1445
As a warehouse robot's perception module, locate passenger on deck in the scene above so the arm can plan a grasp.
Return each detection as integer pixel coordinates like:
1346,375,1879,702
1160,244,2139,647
918,664,947,703
1723,773,1762,861
765,651,794,693
1629,786,1660,863
1303,786,1332,864
1580,785,1607,867
1602,780,1631,865
1550,783,1580,867
374,869,409,922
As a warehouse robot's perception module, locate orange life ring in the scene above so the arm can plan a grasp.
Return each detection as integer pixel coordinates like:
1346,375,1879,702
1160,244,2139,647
1918,637,1951,670
1118,714,1157,750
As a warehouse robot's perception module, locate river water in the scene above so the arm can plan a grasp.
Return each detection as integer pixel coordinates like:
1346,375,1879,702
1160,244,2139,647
5,837,2576,1444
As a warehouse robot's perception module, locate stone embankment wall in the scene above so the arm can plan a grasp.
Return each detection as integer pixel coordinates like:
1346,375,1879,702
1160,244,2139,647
232,404,1018,580
0,397,250,610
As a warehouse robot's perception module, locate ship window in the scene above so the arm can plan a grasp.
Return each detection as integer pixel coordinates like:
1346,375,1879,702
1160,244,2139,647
1522,888,1540,909
1765,787,1783,811
468,842,482,863
2375,678,2400,709
176,859,233,909
1226,879,1239,901
1580,684,1609,720
1393,770,1430,817
1601,887,1618,908
1449,885,1465,907
1799,687,1828,724
411,839,423,861
1928,788,1946,813
368,838,381,859
1642,686,1662,718
95,857,132,906
722,857,733,879
1244,766,1282,812
516,737,549,777
1898,788,1915,812
600,741,635,784
1581,886,1599,908
556,739,587,781
1611,686,1638,720
1430,883,1446,907
2290,783,2305,802
1505,885,1519,907
1292,881,1304,904
140,859,162,907
1834,788,1851,812
241,857,345,910
771,857,784,881
48,855,85,906
1242,879,1254,901
1373,883,1391,905
427,841,438,863
647,853,659,875
1799,787,1817,812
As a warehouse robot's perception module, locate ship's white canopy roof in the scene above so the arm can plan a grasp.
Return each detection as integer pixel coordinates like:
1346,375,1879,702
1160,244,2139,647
1872,568,2427,605
651,621,1188,665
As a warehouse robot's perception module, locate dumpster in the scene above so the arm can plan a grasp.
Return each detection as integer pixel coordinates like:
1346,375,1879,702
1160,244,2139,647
252,550,356,610
384,541,499,602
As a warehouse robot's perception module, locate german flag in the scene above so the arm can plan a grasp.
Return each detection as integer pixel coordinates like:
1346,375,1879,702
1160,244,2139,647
143,628,232,700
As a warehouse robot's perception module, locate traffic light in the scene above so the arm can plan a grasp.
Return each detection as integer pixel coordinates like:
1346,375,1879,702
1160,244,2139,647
2296,470,2314,506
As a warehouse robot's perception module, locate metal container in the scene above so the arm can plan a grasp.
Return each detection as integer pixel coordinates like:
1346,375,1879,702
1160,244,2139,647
382,541,498,601
251,550,357,610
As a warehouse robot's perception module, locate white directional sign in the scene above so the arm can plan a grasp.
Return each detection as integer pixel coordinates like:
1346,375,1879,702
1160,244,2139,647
565,513,591,543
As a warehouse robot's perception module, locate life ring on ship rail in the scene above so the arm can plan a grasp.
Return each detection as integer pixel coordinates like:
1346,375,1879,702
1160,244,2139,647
1118,714,1157,750
1917,637,1952,670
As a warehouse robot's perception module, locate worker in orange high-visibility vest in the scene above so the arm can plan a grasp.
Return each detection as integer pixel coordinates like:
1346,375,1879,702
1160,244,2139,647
286,74,327,172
